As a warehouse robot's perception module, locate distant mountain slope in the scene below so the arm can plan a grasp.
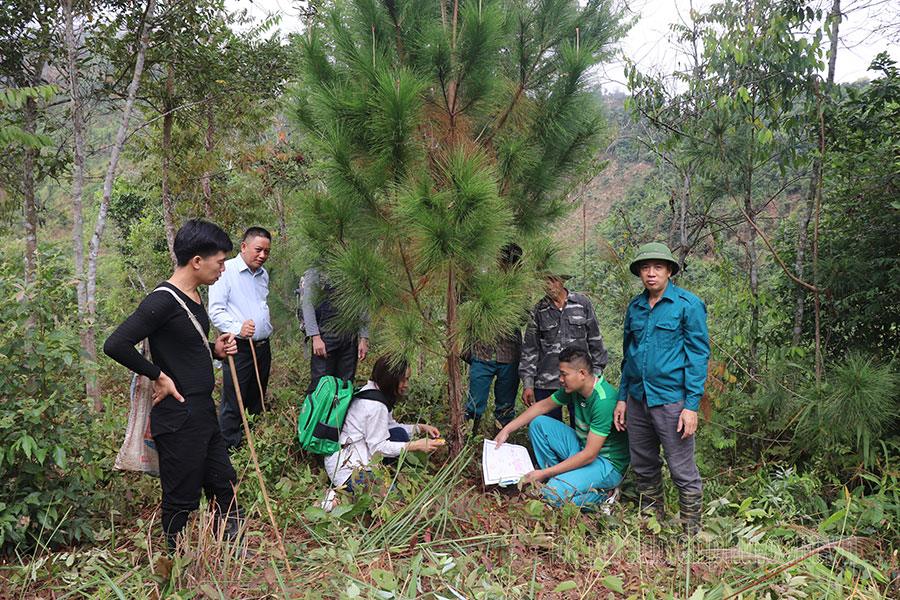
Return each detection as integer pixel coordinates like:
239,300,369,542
552,158,652,249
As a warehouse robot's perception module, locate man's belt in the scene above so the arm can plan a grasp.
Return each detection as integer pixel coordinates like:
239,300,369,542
237,337,269,346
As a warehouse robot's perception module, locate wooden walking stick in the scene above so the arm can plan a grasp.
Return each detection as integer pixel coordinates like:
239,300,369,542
227,354,292,576
249,340,266,412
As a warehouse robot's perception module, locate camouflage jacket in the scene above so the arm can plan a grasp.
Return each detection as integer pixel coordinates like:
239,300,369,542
519,291,608,390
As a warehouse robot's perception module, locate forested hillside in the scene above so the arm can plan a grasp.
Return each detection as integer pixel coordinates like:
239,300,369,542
2,0,899,598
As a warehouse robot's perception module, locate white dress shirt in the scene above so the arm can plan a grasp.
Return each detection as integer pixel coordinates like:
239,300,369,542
323,381,416,487
209,254,273,340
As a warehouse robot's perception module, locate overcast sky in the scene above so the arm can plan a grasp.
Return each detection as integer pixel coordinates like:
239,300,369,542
231,0,900,92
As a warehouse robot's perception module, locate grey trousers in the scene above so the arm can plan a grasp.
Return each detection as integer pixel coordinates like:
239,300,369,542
626,394,702,495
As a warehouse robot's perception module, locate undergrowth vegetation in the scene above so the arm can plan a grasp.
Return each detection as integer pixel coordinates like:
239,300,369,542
4,0,900,595
2,327,899,599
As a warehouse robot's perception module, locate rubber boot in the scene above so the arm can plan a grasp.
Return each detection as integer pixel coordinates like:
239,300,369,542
467,416,481,439
163,510,190,554
679,490,703,537
635,473,665,520
165,531,180,554
221,506,253,558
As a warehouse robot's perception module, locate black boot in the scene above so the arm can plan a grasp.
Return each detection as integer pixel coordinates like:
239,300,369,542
635,473,665,520
165,531,180,554
221,506,253,558
679,490,703,537
467,416,481,439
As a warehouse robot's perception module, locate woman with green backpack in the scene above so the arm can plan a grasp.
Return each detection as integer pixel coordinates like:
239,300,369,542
324,355,443,490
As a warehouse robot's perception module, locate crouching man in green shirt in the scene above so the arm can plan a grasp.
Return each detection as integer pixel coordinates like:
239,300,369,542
494,346,629,509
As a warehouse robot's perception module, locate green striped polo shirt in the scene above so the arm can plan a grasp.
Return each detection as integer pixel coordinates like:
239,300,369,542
551,376,630,474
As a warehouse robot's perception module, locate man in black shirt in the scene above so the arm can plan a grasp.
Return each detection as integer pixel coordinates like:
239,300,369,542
104,220,243,551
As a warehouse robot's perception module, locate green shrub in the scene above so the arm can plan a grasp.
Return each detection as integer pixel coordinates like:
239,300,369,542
798,353,900,467
0,245,104,553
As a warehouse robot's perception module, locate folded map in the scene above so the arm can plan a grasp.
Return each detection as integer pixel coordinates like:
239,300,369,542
482,439,535,486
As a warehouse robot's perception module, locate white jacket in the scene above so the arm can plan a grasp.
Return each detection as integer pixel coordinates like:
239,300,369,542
323,381,416,486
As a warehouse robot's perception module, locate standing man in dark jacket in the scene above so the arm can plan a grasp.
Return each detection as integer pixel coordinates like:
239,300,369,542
613,242,709,536
104,220,243,551
301,267,369,385
519,273,607,422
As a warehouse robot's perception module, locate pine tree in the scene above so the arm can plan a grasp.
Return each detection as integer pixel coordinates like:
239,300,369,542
289,0,625,450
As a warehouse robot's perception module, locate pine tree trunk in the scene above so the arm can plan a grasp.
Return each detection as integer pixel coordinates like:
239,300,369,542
446,267,465,455
162,64,177,266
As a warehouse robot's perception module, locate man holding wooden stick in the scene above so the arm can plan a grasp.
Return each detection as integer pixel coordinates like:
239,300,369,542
104,220,243,551
209,227,273,451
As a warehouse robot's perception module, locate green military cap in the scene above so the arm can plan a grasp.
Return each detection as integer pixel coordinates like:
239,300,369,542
629,242,679,276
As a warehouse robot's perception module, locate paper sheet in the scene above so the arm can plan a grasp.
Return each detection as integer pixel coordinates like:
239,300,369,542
482,439,535,486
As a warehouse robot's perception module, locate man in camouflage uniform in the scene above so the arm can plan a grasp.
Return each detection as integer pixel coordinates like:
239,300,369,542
520,274,607,423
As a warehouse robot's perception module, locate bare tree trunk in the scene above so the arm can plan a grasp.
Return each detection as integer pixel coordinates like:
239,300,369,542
64,0,100,406
22,16,47,291
22,79,43,344
825,0,841,85
746,232,759,373
274,187,288,245
677,167,691,274
746,196,759,375
813,0,839,383
162,64,177,265
86,0,157,326
23,89,40,288
446,267,465,455
793,0,839,348
792,175,815,345
66,0,157,410
201,100,214,219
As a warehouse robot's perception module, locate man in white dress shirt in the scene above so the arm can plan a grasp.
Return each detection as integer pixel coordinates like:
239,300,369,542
209,227,273,450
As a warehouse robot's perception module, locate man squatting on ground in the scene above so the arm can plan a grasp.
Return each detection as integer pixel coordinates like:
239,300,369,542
302,267,369,385
209,227,272,451
464,243,523,432
104,220,243,550
613,242,710,535
519,272,608,423
494,347,630,509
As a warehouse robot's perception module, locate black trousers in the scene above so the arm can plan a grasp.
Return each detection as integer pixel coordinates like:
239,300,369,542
152,396,239,546
219,338,271,450
309,333,359,389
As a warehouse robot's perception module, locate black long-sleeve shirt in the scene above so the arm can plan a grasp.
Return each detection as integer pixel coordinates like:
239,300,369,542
103,282,217,399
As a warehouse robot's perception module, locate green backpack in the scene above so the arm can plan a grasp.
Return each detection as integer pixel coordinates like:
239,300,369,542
297,377,390,455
